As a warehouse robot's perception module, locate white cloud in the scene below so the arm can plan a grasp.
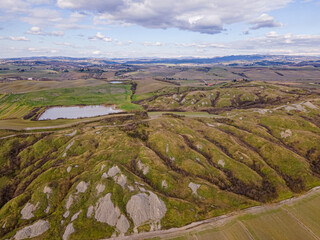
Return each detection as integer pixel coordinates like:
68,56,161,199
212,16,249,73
92,50,101,55
115,40,133,46
50,31,64,36
26,26,64,36
89,32,112,42
143,41,163,46
28,47,59,54
9,36,29,41
57,0,123,11
54,11,89,29
26,26,42,35
54,41,74,47
177,32,320,56
57,0,292,34
249,13,282,30
177,42,225,48
0,1,89,30
21,8,62,26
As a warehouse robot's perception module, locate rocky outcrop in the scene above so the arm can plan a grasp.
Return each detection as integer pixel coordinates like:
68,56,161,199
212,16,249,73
63,223,75,240
71,210,82,222
102,166,129,189
107,166,121,177
100,164,105,171
87,205,94,218
161,180,168,189
43,186,52,196
116,215,130,234
14,220,49,240
43,186,52,214
284,104,306,112
303,101,318,109
76,181,89,193
114,174,127,189
281,129,292,138
65,130,77,137
188,182,201,195
64,195,74,218
63,140,75,157
126,191,167,232
90,193,131,234
96,183,105,195
94,193,120,226
21,202,39,220
137,160,149,175
218,159,225,167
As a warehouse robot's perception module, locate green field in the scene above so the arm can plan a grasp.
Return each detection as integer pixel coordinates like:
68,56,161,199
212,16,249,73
0,83,141,120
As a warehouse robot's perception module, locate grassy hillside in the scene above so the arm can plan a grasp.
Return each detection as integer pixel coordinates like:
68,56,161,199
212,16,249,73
0,80,319,239
0,99,320,239
133,81,316,113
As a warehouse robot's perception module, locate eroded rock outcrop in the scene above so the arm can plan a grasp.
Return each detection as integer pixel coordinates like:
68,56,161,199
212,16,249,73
63,195,74,218
21,202,39,220
96,183,105,195
43,186,52,196
94,193,120,226
188,182,201,195
103,166,129,189
218,159,225,167
281,129,292,138
137,159,149,175
14,220,49,240
63,223,74,240
63,140,75,157
114,174,127,189
43,186,52,214
161,180,168,189
116,215,130,234
126,191,167,232
303,101,318,109
76,181,89,193
71,210,82,222
87,205,94,218
88,193,131,234
107,166,121,177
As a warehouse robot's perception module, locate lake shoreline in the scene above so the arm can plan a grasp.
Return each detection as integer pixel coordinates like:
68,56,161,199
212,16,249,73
38,105,122,120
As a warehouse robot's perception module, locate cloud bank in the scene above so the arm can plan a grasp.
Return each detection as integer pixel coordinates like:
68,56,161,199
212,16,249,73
57,0,290,34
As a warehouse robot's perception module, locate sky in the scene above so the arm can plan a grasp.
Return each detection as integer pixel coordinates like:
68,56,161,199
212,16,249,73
0,0,320,58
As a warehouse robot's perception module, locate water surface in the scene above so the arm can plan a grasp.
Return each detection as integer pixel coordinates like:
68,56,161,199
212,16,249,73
38,105,121,120
109,81,123,84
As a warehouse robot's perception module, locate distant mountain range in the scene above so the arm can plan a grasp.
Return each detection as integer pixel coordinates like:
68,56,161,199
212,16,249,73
2,55,320,66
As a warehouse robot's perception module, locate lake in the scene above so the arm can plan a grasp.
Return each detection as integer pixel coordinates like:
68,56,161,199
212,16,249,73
38,105,122,120
109,81,123,84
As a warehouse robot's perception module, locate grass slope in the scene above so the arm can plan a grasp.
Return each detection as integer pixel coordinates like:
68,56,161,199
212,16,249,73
0,81,319,239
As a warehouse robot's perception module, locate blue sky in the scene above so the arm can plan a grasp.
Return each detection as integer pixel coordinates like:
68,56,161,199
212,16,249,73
0,0,319,58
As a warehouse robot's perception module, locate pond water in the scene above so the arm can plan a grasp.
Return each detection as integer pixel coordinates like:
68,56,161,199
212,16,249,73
38,105,122,120
109,81,123,84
